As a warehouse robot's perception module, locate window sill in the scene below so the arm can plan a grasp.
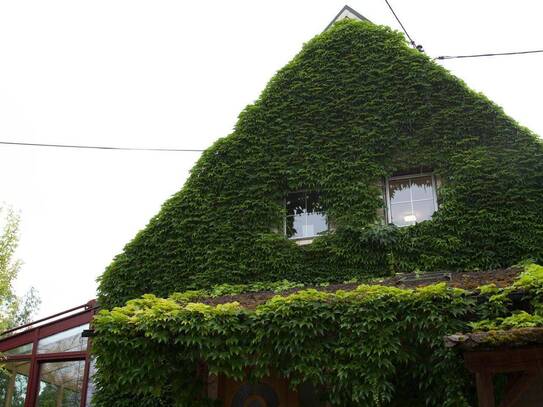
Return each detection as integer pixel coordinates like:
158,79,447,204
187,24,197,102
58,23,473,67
288,233,329,245
292,238,315,246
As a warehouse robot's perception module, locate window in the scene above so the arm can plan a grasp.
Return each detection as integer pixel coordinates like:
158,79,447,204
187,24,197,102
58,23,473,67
285,191,328,239
4,342,32,356
37,324,89,354
0,361,30,407
386,174,437,227
37,360,85,407
0,303,96,407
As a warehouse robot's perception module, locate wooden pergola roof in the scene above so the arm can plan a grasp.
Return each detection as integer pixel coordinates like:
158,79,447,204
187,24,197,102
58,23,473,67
446,328,543,407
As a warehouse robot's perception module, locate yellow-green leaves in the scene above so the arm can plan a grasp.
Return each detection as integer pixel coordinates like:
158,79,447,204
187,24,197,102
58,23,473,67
470,311,543,331
92,262,543,406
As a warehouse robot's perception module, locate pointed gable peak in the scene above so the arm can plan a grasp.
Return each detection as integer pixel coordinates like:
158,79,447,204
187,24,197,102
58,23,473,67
325,5,371,30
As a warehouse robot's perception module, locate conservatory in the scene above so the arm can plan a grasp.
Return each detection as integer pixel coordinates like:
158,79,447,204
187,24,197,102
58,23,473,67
0,300,96,407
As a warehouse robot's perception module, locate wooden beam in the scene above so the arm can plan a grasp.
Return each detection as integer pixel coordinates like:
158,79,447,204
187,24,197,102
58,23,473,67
476,372,495,407
498,371,538,407
465,347,543,374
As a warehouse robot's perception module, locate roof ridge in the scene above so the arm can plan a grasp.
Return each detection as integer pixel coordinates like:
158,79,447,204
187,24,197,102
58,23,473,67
324,4,371,31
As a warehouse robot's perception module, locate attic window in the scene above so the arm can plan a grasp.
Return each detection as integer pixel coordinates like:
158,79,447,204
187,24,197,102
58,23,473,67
386,174,437,227
285,192,328,239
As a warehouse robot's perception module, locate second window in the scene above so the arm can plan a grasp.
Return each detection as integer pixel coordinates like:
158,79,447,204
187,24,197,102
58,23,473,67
386,174,437,227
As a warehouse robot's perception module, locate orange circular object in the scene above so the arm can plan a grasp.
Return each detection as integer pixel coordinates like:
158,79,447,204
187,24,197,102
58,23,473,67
243,394,267,407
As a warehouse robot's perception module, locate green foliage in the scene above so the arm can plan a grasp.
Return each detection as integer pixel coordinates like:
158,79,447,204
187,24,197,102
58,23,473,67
0,205,40,331
94,17,543,406
471,263,543,330
470,311,543,331
512,263,543,314
93,263,543,406
97,20,543,309
93,283,479,407
209,280,305,297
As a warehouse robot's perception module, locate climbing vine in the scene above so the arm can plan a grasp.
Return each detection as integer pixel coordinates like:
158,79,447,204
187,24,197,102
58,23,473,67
92,264,543,406
471,263,543,330
92,17,543,406
97,19,543,309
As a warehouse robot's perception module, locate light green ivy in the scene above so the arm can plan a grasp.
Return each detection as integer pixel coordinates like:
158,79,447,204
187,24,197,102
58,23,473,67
92,264,543,406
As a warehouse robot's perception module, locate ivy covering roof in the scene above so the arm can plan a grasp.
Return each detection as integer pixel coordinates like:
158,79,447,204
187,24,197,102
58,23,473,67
97,19,543,310
92,263,543,406
193,267,521,309
445,328,543,350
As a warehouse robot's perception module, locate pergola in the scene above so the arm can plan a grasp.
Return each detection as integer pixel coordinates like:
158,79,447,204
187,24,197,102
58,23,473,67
446,327,543,407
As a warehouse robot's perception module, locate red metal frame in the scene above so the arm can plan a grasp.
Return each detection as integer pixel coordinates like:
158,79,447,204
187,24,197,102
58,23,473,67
0,300,97,407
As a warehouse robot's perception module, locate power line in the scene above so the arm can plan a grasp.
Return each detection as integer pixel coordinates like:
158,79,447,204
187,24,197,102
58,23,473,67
435,49,543,60
381,0,543,60
0,140,205,152
383,0,423,52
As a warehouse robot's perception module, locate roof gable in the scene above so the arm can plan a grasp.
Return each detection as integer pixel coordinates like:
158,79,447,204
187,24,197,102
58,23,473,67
324,5,370,30
98,19,543,309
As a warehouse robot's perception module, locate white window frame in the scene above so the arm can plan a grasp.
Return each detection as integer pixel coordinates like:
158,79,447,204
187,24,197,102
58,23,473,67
385,173,438,226
284,191,329,241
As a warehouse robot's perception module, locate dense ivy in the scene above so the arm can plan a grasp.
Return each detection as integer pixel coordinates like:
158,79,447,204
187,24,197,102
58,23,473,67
93,285,471,406
92,264,543,406
97,19,543,309
471,263,543,330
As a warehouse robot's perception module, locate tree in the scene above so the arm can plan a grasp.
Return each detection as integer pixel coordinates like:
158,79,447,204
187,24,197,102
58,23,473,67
0,205,40,331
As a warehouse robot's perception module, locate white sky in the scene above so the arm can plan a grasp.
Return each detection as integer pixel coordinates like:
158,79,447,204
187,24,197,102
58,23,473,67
0,1,542,319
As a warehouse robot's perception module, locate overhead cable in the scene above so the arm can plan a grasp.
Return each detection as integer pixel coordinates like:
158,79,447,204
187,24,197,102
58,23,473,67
435,49,543,60
0,140,205,152
383,0,424,52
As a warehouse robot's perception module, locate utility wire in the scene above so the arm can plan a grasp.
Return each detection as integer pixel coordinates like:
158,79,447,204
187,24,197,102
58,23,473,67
0,140,205,152
383,0,423,51
435,49,543,60
382,0,542,59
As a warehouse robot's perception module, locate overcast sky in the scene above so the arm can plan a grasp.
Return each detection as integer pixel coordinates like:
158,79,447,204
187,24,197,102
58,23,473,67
1,1,542,319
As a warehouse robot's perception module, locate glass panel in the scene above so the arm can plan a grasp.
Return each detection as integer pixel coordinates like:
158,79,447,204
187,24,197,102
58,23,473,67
38,324,89,354
286,215,304,239
37,360,85,407
306,212,327,237
388,178,411,203
4,342,33,356
413,199,436,222
388,174,437,227
410,176,434,201
85,359,96,407
0,360,30,407
285,192,306,217
306,192,324,213
390,202,414,227
285,191,327,239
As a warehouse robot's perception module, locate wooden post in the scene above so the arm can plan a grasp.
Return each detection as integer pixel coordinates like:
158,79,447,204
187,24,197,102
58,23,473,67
5,369,16,407
476,372,495,407
56,384,64,407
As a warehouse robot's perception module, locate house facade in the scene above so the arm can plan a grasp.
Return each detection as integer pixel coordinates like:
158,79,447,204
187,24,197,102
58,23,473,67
2,6,543,407
97,6,543,311
90,6,543,406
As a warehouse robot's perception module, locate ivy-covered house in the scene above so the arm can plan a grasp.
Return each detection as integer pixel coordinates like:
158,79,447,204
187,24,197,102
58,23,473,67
51,5,543,407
